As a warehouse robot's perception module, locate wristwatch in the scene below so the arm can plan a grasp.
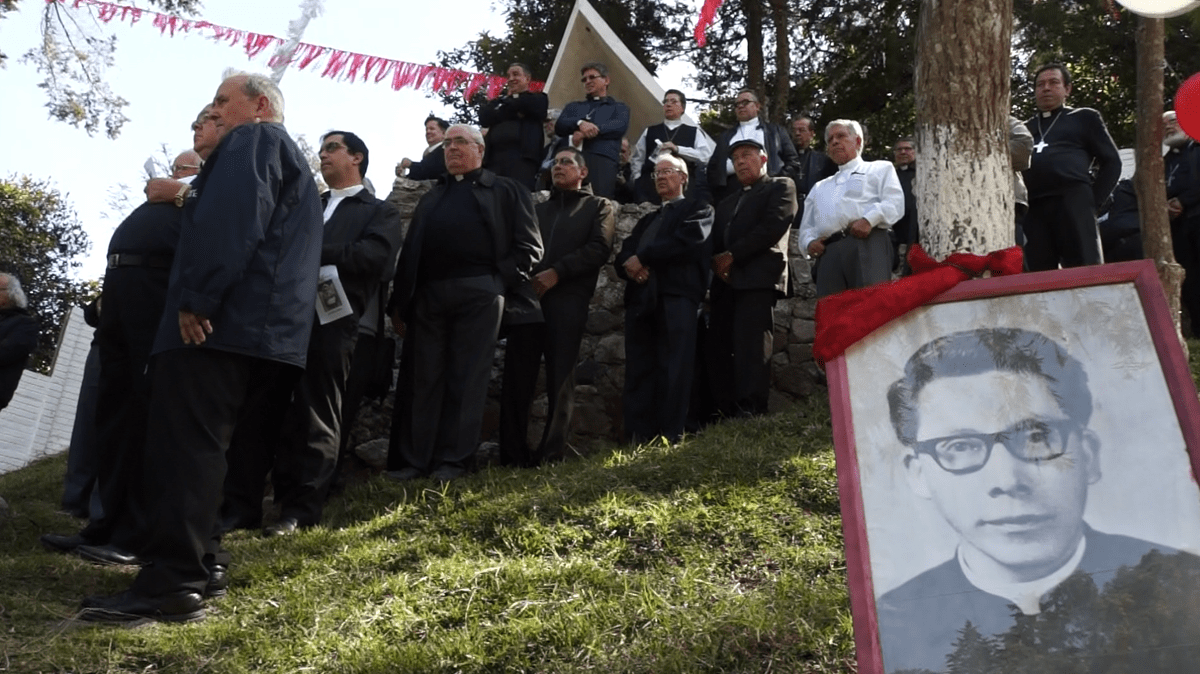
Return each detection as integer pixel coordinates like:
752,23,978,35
174,183,191,207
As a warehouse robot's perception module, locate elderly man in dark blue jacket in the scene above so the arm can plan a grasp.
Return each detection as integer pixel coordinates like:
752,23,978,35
78,71,323,623
555,62,630,199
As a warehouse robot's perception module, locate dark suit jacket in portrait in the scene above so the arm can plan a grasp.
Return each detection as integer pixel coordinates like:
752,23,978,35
712,174,798,295
707,120,801,196
876,525,1200,674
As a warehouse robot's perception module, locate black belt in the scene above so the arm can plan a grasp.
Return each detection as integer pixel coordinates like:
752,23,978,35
822,229,850,247
107,253,173,270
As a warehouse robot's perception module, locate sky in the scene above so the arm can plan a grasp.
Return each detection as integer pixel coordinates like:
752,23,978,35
0,0,706,281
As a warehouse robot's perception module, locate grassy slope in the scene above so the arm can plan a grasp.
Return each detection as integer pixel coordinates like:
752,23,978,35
0,394,855,674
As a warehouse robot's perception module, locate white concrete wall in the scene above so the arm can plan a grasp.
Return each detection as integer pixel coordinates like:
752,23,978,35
0,307,91,474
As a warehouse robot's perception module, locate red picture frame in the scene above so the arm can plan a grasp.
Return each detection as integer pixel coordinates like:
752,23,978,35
826,260,1200,673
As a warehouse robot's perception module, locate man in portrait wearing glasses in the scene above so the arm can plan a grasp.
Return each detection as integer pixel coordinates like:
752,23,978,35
555,62,630,199
630,89,714,204
877,327,1200,673
706,88,800,204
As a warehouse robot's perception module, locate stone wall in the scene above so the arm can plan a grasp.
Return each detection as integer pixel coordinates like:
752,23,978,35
350,180,823,457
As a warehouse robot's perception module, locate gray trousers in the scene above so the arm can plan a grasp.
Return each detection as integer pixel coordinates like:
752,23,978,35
814,227,893,298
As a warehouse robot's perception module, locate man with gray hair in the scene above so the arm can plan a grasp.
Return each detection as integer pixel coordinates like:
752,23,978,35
78,71,323,623
555,62,630,198
0,273,38,411
795,119,904,297
386,124,541,481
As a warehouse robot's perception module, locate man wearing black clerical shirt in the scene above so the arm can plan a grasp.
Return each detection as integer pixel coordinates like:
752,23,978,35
556,62,631,199
1022,63,1121,271
616,154,714,443
630,89,715,203
707,139,796,418
1164,110,1200,335
708,89,801,205
386,124,541,481
480,63,549,190
221,131,402,537
891,137,918,273
78,72,324,623
42,106,222,568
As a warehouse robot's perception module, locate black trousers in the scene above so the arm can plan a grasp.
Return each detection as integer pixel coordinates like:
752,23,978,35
61,338,102,519
706,283,775,417
487,149,540,192
498,291,591,466
1173,217,1200,335
84,267,169,551
132,349,300,596
338,331,383,457
1023,184,1103,271
391,275,503,473
622,294,699,443
585,154,619,200
222,317,357,527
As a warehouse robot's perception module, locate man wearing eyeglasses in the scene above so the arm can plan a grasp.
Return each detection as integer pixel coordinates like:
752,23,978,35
706,88,800,204
555,62,630,199
386,124,541,481
630,89,714,204
221,131,401,537
614,153,713,443
877,327,1200,673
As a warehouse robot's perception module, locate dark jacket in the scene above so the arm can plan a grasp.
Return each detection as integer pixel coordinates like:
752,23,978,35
407,146,447,181
321,188,403,319
712,174,798,294
388,169,543,322
893,163,918,245
707,120,802,192
615,195,715,304
791,147,838,229
481,92,549,166
555,96,631,164
152,122,324,368
534,184,616,300
0,307,39,409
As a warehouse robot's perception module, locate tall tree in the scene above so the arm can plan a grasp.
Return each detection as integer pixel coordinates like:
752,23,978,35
915,0,1014,258
0,175,93,372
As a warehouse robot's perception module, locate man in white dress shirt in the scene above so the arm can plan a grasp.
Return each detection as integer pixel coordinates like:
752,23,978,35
794,119,904,297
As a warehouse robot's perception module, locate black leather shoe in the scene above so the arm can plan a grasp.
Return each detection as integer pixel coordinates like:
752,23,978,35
262,517,300,538
79,589,205,623
205,564,229,598
41,532,90,554
76,544,145,566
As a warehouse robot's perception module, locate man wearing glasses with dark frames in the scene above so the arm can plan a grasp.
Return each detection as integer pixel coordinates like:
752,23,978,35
876,327,1200,673
555,62,630,199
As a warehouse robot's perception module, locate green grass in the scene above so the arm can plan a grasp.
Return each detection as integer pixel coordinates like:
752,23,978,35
0,394,854,674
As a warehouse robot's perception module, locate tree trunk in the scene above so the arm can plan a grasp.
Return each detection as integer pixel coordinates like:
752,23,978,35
1134,16,1186,343
914,0,1013,259
743,0,765,96
768,0,790,124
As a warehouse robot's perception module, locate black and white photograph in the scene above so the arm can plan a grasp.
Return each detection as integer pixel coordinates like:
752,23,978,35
831,268,1200,674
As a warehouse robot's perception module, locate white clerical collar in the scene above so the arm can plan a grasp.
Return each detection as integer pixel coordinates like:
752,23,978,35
738,118,760,130
1040,106,1065,118
837,156,865,173
329,184,364,199
179,174,197,185
664,118,685,129
958,535,1087,615
664,194,686,204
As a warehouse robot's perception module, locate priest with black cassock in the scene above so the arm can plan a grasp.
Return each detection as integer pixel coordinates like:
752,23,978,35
480,63,549,191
